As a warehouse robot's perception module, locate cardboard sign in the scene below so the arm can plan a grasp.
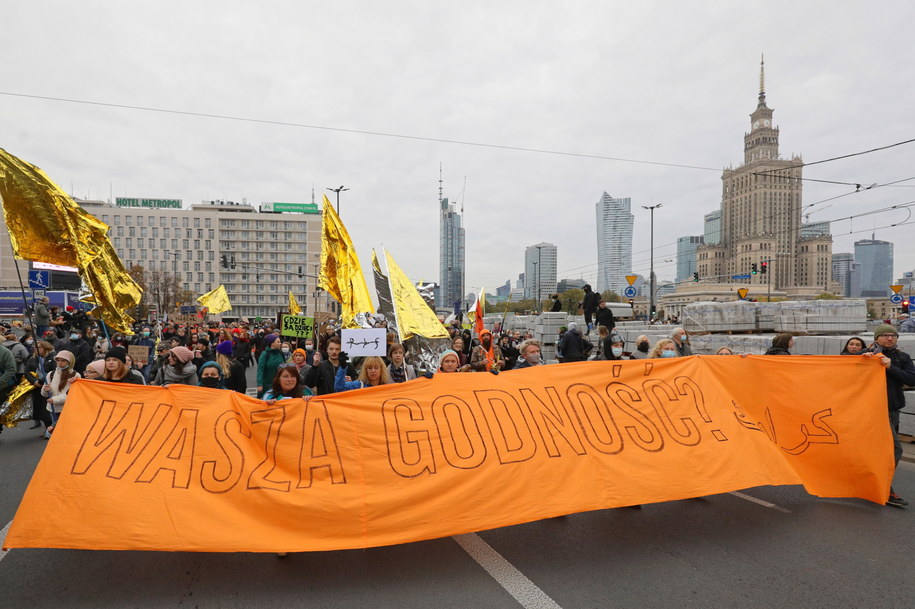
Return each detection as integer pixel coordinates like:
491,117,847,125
127,345,150,365
341,328,386,356
280,315,315,339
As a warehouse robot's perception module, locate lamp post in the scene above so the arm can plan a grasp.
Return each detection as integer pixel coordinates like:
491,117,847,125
536,245,543,313
326,185,349,215
642,203,662,322
531,260,538,313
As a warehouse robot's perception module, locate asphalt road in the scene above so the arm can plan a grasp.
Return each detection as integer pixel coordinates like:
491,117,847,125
2,371,914,609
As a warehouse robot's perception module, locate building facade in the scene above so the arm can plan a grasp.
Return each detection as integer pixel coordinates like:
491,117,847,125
523,242,558,301
595,193,633,295
438,196,465,309
696,59,833,295
854,238,894,297
676,235,705,282
0,197,331,319
831,252,859,298
703,210,722,245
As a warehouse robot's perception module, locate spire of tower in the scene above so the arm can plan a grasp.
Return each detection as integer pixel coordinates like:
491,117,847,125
759,54,766,105
438,162,443,206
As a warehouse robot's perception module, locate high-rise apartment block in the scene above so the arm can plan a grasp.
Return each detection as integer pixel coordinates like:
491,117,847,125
676,236,705,282
854,238,893,297
595,193,633,295
438,196,465,309
523,243,558,302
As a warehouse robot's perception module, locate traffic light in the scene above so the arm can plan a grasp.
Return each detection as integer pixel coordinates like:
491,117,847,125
628,298,634,306
903,299,910,314
220,254,229,269
760,261,768,274
692,272,699,282
751,263,758,274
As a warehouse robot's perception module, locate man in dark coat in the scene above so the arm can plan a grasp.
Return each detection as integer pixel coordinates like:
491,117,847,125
580,284,601,334
59,327,93,375
304,336,356,395
868,324,915,508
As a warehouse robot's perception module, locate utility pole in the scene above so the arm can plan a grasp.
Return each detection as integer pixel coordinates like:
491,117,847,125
642,203,662,322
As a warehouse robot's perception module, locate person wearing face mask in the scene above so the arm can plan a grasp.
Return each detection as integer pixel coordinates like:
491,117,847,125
280,341,293,362
40,350,81,438
670,327,692,357
629,335,651,359
59,327,92,375
198,361,227,390
650,339,679,359
514,339,544,369
152,346,199,387
470,329,504,372
605,334,630,361
300,337,319,366
130,326,156,378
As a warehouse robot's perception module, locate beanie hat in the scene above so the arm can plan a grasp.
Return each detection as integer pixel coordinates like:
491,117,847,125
264,334,278,347
215,340,234,356
105,346,127,364
874,324,898,338
85,359,106,377
170,346,194,363
293,348,307,359
438,349,460,370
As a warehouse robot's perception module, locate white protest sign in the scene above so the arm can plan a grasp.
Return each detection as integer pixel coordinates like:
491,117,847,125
340,328,387,357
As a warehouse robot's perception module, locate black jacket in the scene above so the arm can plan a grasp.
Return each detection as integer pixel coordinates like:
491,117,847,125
304,360,357,395
558,329,591,362
59,338,93,374
595,307,616,330
582,291,600,314
872,346,915,411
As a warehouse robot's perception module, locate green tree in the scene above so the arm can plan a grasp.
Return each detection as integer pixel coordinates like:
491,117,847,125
815,292,842,300
559,288,584,314
601,290,623,303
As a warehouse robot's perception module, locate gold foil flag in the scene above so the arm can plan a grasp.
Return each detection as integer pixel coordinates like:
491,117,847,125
0,377,36,428
319,194,373,328
0,148,142,334
288,291,302,316
197,285,232,315
384,249,448,341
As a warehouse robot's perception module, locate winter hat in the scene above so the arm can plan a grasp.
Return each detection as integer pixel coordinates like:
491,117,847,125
874,324,898,338
567,321,578,332
170,346,194,363
85,359,106,377
105,346,127,363
54,350,75,367
292,348,307,359
215,340,234,356
438,349,460,370
264,334,279,346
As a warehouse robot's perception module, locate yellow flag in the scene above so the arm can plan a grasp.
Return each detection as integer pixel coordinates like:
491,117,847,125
197,285,232,315
0,148,142,334
384,250,448,340
288,291,302,316
319,195,373,328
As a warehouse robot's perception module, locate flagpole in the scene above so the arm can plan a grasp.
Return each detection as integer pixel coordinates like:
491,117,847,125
11,255,36,334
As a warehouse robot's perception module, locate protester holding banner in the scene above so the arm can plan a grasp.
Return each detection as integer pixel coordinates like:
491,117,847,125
387,343,416,383
866,324,915,507
40,350,80,437
335,355,391,391
82,359,104,380
214,341,247,394
263,365,311,403
256,334,285,398
438,349,467,373
152,346,199,387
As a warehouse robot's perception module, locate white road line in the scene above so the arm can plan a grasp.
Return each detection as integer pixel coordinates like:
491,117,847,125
0,520,11,563
729,491,792,513
453,533,564,609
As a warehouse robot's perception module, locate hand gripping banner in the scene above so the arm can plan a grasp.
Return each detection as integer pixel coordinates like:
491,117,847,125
4,355,894,553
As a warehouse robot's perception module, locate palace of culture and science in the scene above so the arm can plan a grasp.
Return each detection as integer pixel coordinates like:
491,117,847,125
695,60,835,297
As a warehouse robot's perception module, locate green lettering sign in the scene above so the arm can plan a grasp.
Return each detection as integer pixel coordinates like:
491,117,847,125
280,315,315,339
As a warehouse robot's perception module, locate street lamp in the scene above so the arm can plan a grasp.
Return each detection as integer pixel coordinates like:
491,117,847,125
536,245,543,313
532,260,539,312
326,185,349,215
642,203,662,322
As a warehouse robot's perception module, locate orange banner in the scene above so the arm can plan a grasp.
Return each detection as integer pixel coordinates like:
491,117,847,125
5,356,893,553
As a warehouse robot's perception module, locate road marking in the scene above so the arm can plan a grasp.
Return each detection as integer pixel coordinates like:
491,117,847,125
729,491,791,513
453,533,563,609
0,520,11,563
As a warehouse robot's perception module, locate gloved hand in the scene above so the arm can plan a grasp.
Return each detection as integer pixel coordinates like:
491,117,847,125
489,369,499,375
422,371,434,379
338,351,349,367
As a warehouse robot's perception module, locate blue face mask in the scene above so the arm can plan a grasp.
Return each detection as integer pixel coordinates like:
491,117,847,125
70,333,80,341
661,349,677,358
611,347,623,357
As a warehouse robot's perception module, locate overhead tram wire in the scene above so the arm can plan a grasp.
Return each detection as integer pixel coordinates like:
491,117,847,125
2,90,912,185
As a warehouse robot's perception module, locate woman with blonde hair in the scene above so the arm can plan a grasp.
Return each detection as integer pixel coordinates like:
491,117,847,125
335,355,392,391
650,339,678,359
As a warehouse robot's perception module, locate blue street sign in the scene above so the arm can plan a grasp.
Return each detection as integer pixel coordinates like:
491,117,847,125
623,286,637,298
890,294,903,304
180,305,197,314
28,270,49,290
732,274,751,280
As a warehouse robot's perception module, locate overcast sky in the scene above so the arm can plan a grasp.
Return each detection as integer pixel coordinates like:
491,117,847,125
2,1,914,298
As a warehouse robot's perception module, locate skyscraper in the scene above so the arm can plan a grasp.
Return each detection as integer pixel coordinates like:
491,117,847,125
595,193,633,294
696,58,833,294
831,252,859,298
703,210,722,245
438,194,465,309
676,235,705,282
854,237,893,297
523,243,558,302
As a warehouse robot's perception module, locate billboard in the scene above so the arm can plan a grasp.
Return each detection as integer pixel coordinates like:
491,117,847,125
259,202,320,214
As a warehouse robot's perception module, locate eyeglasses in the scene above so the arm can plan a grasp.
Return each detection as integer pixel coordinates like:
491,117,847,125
278,363,298,369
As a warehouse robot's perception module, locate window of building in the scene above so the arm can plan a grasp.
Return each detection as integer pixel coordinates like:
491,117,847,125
181,217,189,228
101,214,109,223
160,217,166,227
205,217,212,228
137,216,144,227
183,261,190,271
171,239,178,249
125,216,133,226
114,216,121,226
171,217,178,227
